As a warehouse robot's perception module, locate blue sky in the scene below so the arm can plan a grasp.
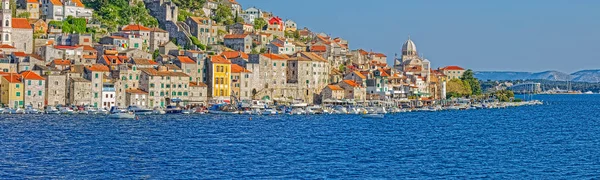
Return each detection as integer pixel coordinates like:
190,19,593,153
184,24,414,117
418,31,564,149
237,0,600,72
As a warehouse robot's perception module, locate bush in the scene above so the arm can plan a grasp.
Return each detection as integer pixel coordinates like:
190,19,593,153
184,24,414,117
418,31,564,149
513,98,522,102
189,36,206,50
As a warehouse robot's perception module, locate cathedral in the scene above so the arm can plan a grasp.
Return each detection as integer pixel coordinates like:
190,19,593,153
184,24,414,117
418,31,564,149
394,37,430,82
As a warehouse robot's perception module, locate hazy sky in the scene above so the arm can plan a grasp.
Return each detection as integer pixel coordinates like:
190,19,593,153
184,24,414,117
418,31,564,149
237,0,600,72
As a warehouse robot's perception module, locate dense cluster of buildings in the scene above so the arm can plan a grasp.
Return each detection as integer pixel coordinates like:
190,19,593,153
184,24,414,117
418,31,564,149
0,0,467,109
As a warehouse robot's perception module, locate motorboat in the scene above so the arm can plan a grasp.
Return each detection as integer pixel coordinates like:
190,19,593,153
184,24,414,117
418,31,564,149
8,108,25,114
98,108,109,114
165,105,182,114
108,106,136,119
45,106,60,114
153,107,166,115
362,114,385,119
83,106,98,114
208,104,239,114
181,108,195,114
128,106,153,115
290,108,306,115
261,107,278,115
59,107,75,114
332,105,348,114
24,105,42,114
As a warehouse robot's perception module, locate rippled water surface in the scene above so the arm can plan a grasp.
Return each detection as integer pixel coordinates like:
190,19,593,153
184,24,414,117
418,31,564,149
1,95,599,178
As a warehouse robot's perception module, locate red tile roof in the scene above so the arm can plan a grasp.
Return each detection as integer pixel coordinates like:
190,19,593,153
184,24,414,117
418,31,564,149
122,24,151,31
327,85,343,91
373,53,387,57
0,44,15,49
126,88,148,94
108,36,127,40
224,34,249,39
262,53,287,60
378,68,390,77
310,45,327,52
85,64,110,72
189,82,208,87
12,18,32,29
20,71,45,80
353,71,366,79
53,59,71,65
188,17,211,25
12,52,26,57
80,45,96,51
71,0,84,7
1,73,21,83
177,56,196,64
343,80,360,87
27,0,38,3
102,55,127,65
231,64,251,73
49,0,62,6
221,51,249,59
442,65,465,71
54,45,79,49
211,55,231,64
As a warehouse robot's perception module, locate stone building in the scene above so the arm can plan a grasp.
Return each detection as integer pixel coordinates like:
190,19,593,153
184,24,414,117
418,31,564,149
186,17,225,45
339,80,366,102
223,34,252,53
20,71,45,109
125,88,148,108
138,67,190,107
230,64,252,100
10,18,34,54
83,64,110,108
439,65,465,79
321,85,344,100
188,82,208,106
44,73,67,106
69,77,92,106
174,56,200,82
117,24,169,52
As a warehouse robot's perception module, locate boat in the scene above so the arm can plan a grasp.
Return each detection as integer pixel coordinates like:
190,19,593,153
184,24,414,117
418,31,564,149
208,104,239,114
45,106,60,114
332,105,348,114
128,105,153,115
8,108,25,114
165,105,182,114
24,105,42,114
290,108,306,115
83,106,98,114
261,106,278,115
362,114,384,119
152,107,166,115
584,91,594,94
181,108,194,114
108,106,136,119
58,107,75,114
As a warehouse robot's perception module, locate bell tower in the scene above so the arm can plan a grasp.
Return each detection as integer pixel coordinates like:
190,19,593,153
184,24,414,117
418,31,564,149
0,0,12,44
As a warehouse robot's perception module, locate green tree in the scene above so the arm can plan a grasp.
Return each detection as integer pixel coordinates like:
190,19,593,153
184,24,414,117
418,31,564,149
152,49,160,60
213,4,234,25
16,12,30,18
190,36,206,50
461,69,482,95
253,18,267,31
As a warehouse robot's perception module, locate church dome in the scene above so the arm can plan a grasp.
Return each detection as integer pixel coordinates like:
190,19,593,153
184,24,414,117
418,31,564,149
402,38,417,54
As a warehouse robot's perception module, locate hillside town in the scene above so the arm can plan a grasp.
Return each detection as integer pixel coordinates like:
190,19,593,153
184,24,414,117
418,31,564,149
0,0,472,111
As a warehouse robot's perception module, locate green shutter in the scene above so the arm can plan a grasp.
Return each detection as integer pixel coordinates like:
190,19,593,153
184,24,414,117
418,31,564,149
27,91,31,96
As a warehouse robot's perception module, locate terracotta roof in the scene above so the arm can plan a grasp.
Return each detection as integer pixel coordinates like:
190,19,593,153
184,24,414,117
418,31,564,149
149,27,167,33
131,58,158,65
80,45,96,51
108,36,127,40
442,66,465,71
231,64,251,73
221,51,249,59
224,34,249,39
122,24,151,31
310,45,327,52
262,53,287,60
190,82,208,87
228,0,239,4
358,49,369,55
54,45,79,49
0,44,16,49
82,55,97,59
1,73,21,83
211,55,231,64
12,52,26,57
177,56,196,64
353,71,366,79
378,68,390,77
49,0,62,6
53,59,71,65
188,17,211,25
299,52,327,62
271,42,283,47
85,64,110,72
71,0,84,7
327,85,343,91
343,80,360,87
12,18,32,29
20,71,45,80
126,88,148,94
140,68,189,77
102,55,128,65
27,0,38,3
373,53,387,57
164,64,182,71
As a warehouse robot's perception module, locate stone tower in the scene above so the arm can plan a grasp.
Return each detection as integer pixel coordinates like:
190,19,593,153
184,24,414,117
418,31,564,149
0,0,12,44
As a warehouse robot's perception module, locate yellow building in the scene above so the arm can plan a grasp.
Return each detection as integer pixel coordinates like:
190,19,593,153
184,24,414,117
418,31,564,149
208,55,232,102
1,73,24,108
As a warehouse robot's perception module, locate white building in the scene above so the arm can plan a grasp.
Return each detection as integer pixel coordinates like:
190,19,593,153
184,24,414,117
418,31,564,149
42,0,93,21
242,7,263,24
101,83,116,109
267,38,296,55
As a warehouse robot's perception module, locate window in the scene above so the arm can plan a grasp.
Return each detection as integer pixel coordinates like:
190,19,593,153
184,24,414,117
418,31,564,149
38,80,42,85
183,92,188,96
273,63,276,67
122,76,126,80
136,75,139,80
150,92,154,96
16,84,19,88
160,92,164,96
27,80,31,85
94,93,98,98
282,63,285,67
172,92,176,96
129,75,132,80
95,73,99,78
27,91,31,96
150,83,155,88
161,83,164,88
178,92,182,96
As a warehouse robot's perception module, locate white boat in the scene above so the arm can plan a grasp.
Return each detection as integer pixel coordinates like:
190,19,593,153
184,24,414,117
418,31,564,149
108,106,136,119
8,108,25,114
262,108,278,115
290,108,306,115
208,104,239,114
165,105,182,114
45,106,60,114
59,107,75,114
83,106,98,114
128,106,153,115
24,105,42,114
152,107,166,115
332,105,348,114
362,114,384,119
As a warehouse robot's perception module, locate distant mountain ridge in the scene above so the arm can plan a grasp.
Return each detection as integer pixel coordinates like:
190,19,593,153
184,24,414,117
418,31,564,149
474,70,600,82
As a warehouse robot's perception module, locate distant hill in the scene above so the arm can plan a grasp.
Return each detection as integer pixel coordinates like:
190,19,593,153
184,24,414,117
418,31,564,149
474,71,571,81
474,70,600,82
